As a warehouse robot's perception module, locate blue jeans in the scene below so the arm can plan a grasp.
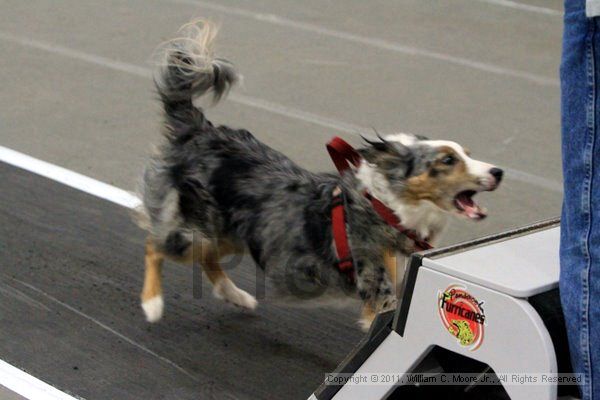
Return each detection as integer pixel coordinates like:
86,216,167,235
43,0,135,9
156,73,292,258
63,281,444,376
561,0,600,398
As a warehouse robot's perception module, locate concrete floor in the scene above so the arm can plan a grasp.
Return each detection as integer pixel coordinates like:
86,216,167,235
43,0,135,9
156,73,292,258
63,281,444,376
0,0,564,398
0,0,563,245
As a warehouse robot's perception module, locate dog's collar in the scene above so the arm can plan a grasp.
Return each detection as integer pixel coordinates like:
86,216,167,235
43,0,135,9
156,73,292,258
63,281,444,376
327,136,433,280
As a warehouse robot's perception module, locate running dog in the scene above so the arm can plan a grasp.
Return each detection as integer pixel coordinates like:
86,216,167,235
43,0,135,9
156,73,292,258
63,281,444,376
136,21,503,330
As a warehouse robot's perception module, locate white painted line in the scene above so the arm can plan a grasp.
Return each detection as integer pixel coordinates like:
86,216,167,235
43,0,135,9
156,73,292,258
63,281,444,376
0,31,562,193
0,146,141,209
0,31,359,134
0,359,80,400
163,0,559,87
0,282,52,312
503,167,563,193
473,0,562,16
0,32,152,79
231,93,364,134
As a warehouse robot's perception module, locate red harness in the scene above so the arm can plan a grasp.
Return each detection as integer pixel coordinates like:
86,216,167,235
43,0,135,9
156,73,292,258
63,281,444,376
327,136,433,280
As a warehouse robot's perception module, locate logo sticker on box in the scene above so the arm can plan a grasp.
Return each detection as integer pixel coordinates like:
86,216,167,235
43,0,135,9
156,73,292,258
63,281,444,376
437,284,486,351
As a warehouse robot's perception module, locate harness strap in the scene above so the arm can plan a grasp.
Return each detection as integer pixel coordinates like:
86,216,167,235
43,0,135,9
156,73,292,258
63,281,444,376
330,189,354,281
327,136,432,277
365,193,433,251
326,136,362,172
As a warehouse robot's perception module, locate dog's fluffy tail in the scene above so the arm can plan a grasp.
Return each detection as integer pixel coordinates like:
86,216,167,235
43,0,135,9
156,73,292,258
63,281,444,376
155,20,239,134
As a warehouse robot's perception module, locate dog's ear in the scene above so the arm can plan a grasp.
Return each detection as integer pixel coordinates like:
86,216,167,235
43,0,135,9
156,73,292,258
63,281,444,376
359,136,414,178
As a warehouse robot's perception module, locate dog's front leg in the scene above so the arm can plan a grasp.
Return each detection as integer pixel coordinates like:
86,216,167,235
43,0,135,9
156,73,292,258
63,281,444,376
359,295,397,332
359,302,377,332
355,255,398,332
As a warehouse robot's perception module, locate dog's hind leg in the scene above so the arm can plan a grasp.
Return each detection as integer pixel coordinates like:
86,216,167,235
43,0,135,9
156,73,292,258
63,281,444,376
140,236,257,322
141,237,165,322
198,239,258,310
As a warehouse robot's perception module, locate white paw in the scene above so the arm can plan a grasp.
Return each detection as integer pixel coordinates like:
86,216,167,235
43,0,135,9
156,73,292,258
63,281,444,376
358,318,372,332
142,295,164,322
213,280,258,310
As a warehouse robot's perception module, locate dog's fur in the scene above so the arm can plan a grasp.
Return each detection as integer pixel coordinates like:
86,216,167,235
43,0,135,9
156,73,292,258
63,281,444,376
137,21,503,330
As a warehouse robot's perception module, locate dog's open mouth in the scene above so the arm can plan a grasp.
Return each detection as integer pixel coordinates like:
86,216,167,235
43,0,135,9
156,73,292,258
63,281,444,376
454,190,486,220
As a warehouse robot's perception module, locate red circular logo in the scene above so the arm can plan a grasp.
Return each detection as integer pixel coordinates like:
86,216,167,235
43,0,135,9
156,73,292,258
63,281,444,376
438,285,485,351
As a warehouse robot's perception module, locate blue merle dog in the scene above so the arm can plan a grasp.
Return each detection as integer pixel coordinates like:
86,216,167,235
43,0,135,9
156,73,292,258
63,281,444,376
137,21,503,330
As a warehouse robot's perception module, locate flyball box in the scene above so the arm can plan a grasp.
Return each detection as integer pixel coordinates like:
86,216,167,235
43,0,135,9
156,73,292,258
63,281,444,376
308,218,580,400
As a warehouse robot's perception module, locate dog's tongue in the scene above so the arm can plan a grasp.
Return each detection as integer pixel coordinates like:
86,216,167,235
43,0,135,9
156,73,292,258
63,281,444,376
456,192,486,220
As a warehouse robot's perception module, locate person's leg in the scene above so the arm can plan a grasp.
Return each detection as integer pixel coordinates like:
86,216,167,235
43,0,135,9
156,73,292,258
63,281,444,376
590,18,600,398
560,0,600,398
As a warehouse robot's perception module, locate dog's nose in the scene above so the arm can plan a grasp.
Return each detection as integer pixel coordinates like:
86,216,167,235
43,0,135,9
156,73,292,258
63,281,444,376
490,168,503,183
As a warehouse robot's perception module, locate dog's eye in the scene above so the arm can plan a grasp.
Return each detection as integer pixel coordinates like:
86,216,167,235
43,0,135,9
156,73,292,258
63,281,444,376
441,155,456,166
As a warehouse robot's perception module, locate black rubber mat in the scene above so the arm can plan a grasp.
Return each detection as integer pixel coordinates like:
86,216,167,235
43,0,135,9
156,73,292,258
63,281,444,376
0,162,363,400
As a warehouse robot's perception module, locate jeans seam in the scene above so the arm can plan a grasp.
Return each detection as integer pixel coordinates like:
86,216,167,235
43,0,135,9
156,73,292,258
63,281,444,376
581,18,595,399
